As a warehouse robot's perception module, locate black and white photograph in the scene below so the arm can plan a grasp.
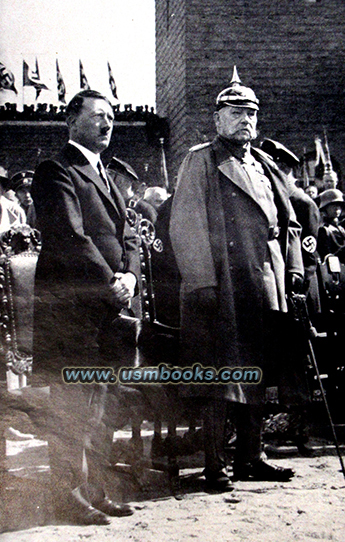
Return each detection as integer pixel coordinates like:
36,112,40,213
1,1,345,540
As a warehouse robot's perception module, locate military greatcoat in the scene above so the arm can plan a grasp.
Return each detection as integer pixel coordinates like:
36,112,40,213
169,135,305,404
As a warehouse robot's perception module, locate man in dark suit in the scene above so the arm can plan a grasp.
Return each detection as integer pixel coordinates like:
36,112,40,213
32,90,141,525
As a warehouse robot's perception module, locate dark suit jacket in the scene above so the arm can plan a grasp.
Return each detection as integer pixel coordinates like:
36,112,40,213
32,143,141,376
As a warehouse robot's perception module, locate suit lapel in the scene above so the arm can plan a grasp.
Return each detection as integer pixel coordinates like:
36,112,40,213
63,144,125,219
107,174,127,221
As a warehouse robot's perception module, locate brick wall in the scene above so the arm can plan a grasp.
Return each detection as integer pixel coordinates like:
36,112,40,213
156,0,188,183
156,0,345,182
0,121,166,187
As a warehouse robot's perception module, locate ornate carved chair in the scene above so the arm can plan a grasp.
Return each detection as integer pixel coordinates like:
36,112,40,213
0,224,41,390
0,224,41,491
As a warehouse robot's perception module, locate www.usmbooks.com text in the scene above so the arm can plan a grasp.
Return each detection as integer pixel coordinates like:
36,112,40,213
61,364,262,385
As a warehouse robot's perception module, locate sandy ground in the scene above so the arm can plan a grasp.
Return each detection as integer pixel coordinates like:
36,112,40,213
1,411,345,542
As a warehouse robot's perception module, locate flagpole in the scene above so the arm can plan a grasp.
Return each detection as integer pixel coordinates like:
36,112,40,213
302,147,309,189
21,58,24,112
159,137,169,190
323,127,333,174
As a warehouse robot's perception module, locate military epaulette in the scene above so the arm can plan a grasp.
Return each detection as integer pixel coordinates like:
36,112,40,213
189,142,211,153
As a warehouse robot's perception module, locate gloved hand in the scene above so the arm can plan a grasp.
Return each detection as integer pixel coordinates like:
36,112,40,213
109,272,137,308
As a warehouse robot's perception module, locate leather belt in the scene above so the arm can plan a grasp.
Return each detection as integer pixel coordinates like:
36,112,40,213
268,225,281,240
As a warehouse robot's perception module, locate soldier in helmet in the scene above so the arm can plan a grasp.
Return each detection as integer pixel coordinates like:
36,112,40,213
317,188,345,263
169,68,307,490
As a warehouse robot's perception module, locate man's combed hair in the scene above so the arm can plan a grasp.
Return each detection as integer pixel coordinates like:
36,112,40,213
65,90,112,120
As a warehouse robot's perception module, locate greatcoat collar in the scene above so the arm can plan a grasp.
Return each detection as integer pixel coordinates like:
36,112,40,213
210,135,281,204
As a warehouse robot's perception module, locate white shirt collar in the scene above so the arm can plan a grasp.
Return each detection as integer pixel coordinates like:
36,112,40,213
68,140,100,172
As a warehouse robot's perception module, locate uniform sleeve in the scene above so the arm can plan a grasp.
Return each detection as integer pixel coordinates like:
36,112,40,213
169,150,218,294
286,199,305,278
290,189,321,278
317,226,332,262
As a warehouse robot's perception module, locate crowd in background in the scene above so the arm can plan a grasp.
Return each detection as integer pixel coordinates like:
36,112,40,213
0,101,157,122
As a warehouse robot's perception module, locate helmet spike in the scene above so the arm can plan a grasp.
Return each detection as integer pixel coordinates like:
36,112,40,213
230,65,241,85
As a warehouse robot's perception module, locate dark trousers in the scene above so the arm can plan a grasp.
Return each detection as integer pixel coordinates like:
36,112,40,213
233,403,264,465
203,399,264,472
46,381,112,512
203,398,227,473
202,309,309,473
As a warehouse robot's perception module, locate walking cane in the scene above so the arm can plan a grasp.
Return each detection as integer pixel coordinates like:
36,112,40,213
289,292,345,479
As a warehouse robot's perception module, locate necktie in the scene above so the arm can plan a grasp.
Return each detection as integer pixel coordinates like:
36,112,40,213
97,161,111,192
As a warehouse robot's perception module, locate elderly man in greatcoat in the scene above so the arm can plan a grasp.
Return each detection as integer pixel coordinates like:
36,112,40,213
169,69,308,490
